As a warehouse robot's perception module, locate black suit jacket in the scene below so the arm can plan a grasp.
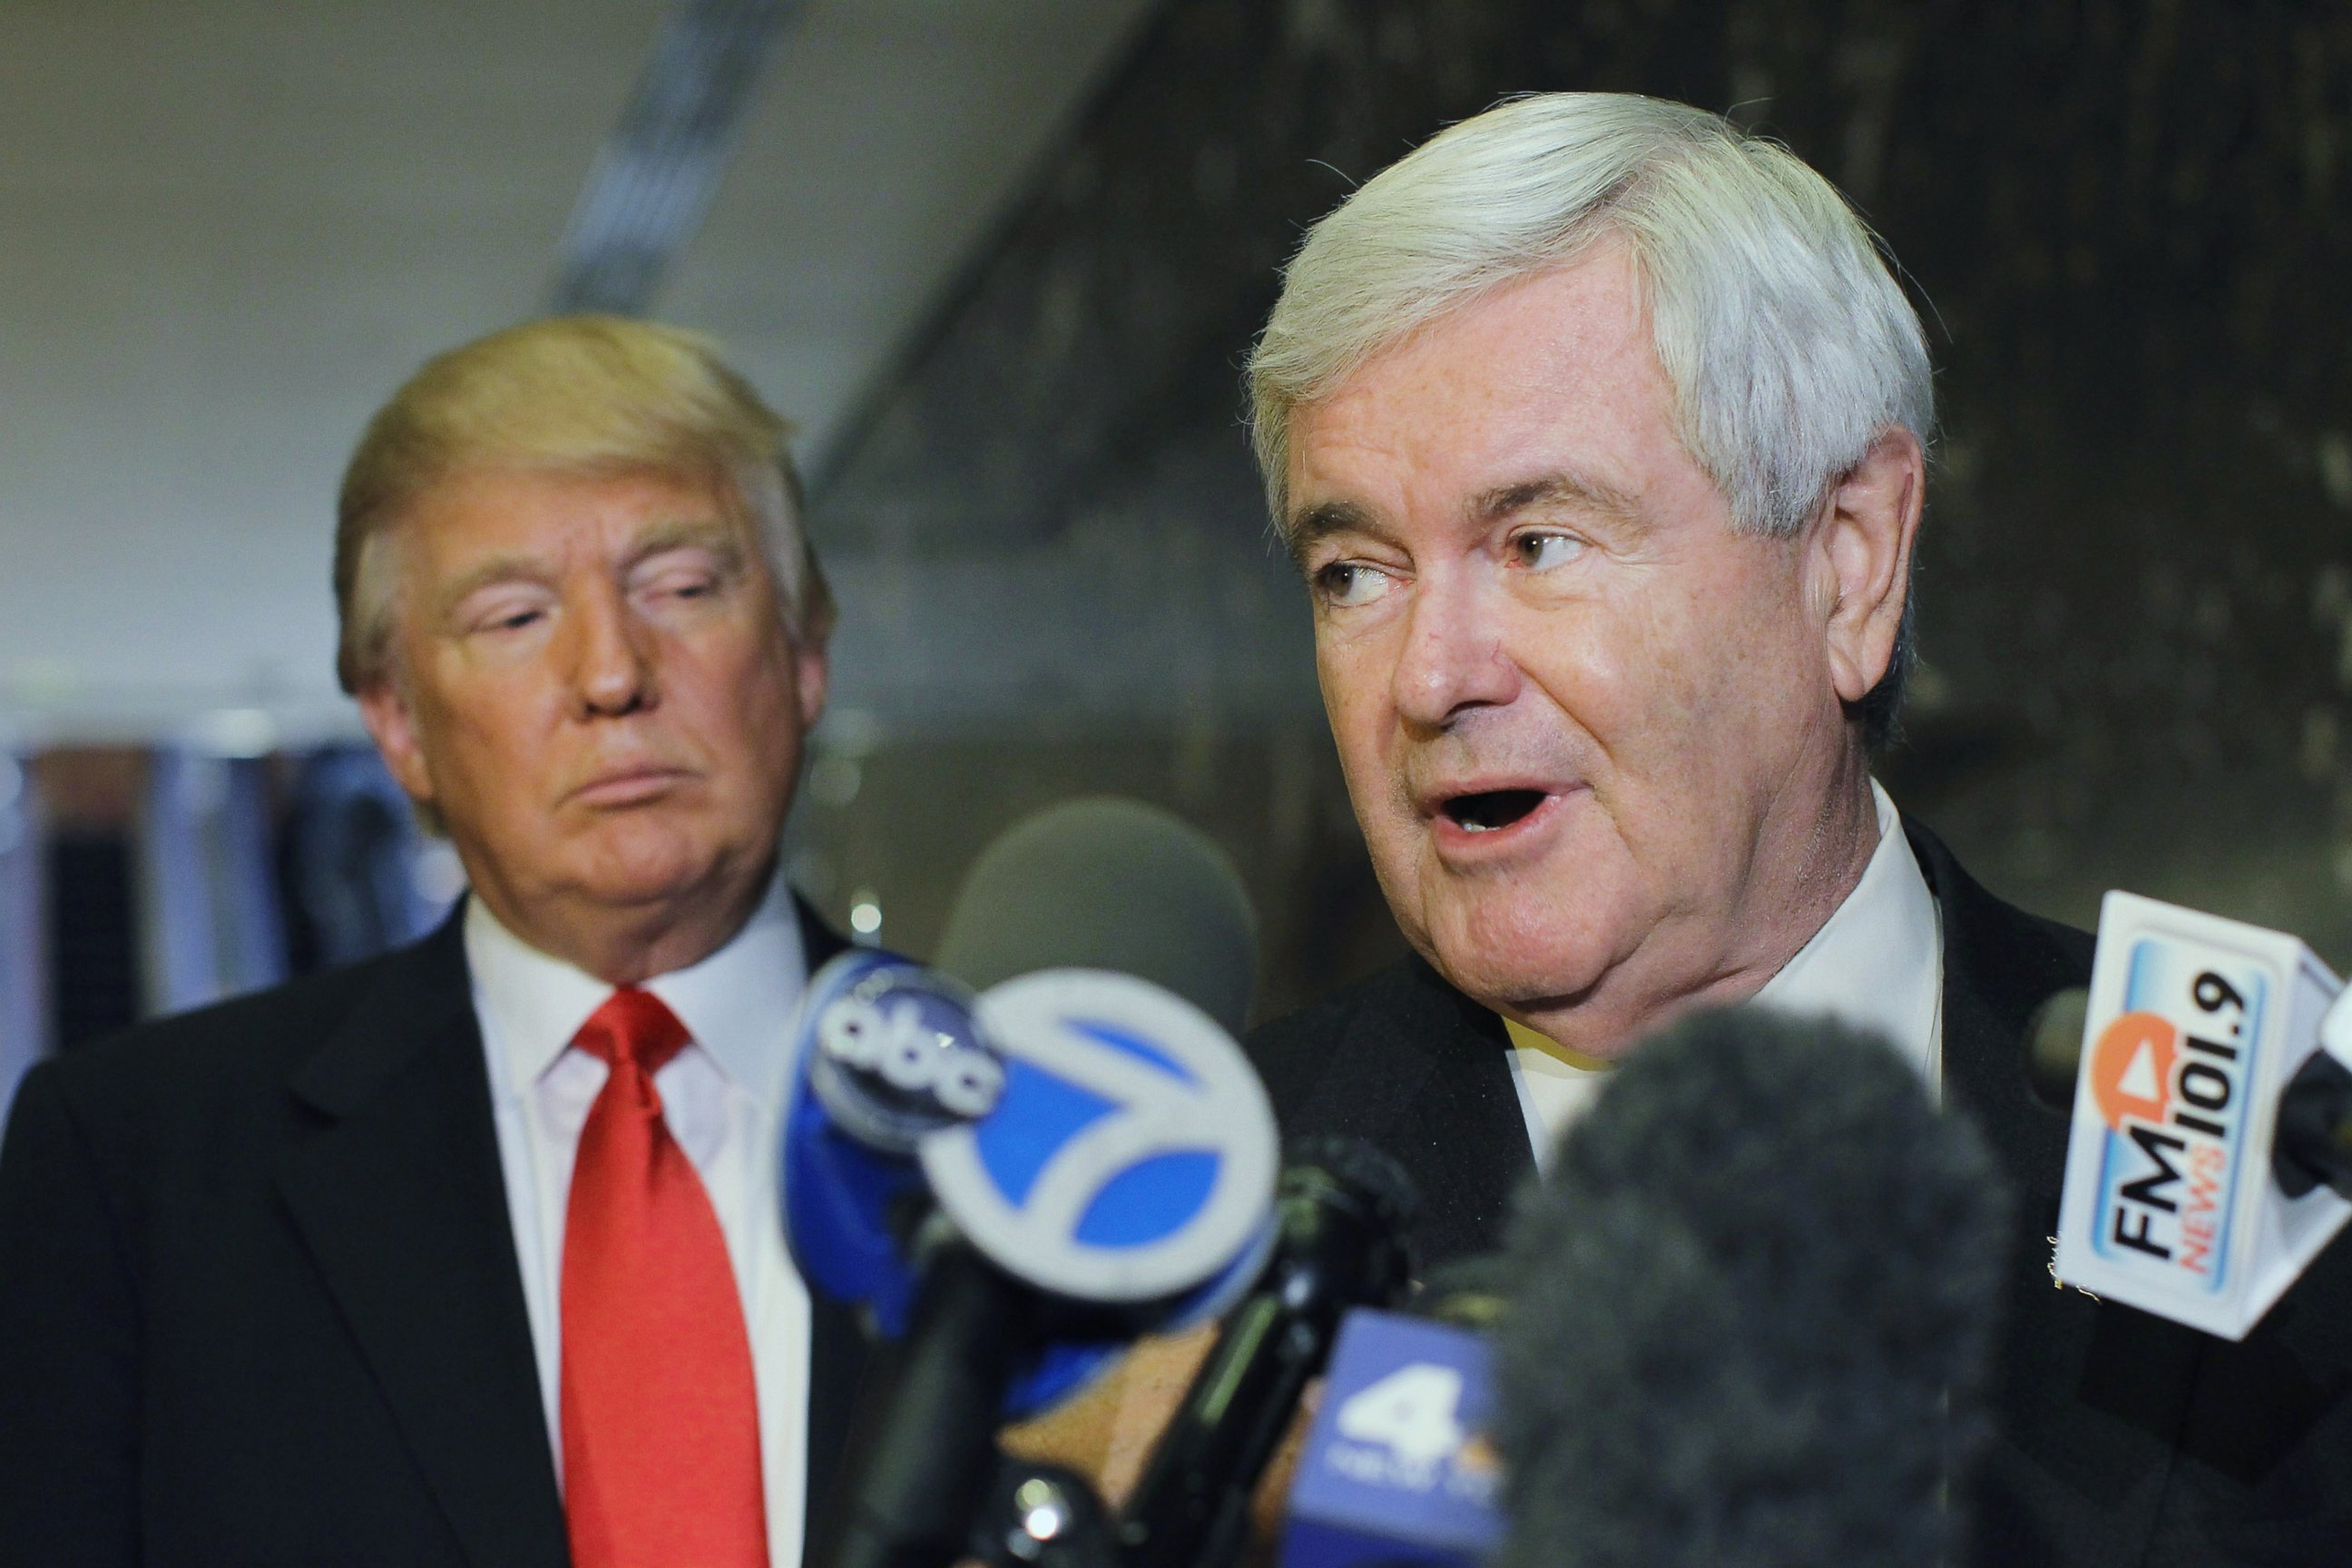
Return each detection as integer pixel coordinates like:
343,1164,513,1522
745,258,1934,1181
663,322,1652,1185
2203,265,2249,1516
1246,821,2352,1566
0,902,867,1568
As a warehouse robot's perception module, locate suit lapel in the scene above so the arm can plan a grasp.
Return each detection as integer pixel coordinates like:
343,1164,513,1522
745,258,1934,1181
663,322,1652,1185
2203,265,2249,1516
789,898,872,1539
1910,822,2189,1568
275,917,569,1568
1299,957,1532,1267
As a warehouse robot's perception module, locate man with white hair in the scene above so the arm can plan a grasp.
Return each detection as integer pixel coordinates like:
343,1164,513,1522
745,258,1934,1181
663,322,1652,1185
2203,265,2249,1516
0,316,865,1568
1246,93,2352,1564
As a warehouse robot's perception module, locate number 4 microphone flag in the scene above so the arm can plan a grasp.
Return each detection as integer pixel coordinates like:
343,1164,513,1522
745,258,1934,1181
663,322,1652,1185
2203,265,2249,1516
2054,892,2351,1339
1282,1310,1503,1568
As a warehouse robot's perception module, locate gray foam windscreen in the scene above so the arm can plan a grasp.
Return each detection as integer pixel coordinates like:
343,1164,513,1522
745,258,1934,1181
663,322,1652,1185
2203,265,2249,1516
934,797,1259,1037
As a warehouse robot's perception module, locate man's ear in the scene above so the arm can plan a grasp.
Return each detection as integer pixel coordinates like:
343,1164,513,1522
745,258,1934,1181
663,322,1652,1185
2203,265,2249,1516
356,680,436,809
1811,426,1924,705
790,632,830,734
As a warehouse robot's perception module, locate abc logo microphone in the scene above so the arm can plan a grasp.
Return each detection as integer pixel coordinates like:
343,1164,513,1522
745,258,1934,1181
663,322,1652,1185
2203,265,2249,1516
810,958,1006,1152
782,949,1003,1338
793,799,1284,1568
923,967,1279,1307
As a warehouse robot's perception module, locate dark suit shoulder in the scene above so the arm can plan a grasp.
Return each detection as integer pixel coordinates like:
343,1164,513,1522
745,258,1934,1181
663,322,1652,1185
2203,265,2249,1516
1904,816,2092,1024
46,936,417,1092
1895,818,2090,1233
1249,956,1446,1116
0,911,562,1568
15,921,469,1185
50,946,407,1086
1248,956,1530,1264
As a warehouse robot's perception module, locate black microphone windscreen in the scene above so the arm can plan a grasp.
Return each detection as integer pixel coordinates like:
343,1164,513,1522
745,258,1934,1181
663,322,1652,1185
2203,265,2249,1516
1491,1007,2011,1568
2024,985,2091,1111
934,796,1259,1036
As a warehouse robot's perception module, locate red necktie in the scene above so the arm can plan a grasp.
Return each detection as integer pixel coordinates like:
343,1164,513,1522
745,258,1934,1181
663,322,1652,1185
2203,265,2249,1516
561,988,767,1568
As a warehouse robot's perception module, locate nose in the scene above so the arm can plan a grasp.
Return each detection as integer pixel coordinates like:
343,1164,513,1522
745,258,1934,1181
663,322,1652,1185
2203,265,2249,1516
1391,572,1518,730
566,582,658,719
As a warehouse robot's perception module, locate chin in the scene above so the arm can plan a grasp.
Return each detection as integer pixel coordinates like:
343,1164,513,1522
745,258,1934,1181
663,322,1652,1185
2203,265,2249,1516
566,818,740,909
1416,881,1622,1014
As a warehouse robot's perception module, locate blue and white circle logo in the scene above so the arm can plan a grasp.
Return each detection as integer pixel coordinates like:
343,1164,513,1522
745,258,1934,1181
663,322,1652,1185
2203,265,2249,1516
808,957,1004,1155
920,968,1279,1303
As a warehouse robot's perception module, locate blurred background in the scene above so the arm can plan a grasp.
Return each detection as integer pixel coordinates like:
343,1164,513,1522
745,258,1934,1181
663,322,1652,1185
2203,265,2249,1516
3,0,2347,1111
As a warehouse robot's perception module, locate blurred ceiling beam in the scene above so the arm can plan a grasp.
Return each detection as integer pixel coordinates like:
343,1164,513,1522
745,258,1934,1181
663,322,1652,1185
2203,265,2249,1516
552,0,803,315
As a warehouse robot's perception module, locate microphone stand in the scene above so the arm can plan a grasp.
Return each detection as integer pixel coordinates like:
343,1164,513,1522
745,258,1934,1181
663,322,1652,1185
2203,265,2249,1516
821,1238,1036,1568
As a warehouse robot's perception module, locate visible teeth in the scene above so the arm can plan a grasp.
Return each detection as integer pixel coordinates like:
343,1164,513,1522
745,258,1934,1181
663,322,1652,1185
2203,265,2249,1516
1446,788,1546,832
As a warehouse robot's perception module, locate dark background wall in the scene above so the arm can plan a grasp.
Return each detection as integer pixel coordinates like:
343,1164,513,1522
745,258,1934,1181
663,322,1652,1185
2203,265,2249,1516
12,3,2347,1063
799,0,2352,1009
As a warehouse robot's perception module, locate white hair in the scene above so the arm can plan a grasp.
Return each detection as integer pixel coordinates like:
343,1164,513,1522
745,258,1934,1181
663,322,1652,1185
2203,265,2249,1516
1248,93,1933,541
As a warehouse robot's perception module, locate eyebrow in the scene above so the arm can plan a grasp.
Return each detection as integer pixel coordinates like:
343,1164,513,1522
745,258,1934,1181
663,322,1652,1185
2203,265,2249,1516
1468,471,1644,527
620,514,747,577
1283,498,1396,572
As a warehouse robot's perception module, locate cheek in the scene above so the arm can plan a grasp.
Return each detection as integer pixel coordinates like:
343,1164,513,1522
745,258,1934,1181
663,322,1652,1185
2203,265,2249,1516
1511,569,1799,840
1602,571,1825,851
1505,593,1685,756
720,638,811,787
415,671,538,789
1315,633,1403,799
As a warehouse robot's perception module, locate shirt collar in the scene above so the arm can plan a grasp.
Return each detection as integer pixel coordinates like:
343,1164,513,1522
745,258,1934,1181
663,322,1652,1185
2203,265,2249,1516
465,870,809,1110
1749,779,1941,1080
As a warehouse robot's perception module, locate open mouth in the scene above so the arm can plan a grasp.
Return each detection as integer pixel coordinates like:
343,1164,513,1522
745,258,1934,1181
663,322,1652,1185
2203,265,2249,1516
1441,789,1548,833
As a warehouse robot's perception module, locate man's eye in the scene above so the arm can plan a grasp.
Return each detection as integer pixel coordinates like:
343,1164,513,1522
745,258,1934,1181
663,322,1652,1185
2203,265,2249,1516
477,606,544,634
634,554,731,604
1313,561,1397,608
1512,533,1583,571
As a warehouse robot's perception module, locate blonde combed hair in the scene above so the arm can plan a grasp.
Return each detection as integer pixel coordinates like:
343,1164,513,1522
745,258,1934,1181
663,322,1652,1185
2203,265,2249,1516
334,314,832,694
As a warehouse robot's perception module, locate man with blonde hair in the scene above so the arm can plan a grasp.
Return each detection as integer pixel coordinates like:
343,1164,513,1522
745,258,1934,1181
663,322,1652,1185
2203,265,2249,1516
0,315,864,1568
1245,93,2352,1565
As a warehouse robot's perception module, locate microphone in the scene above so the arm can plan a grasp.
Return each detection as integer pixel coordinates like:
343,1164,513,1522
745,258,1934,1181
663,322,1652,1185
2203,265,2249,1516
778,948,1035,1568
1113,1136,1418,1568
936,795,1259,1037
934,795,1273,1409
2037,891,2352,1338
1280,1008,2012,1568
785,796,1269,1387
1488,1007,2011,1568
823,967,1280,1568
798,798,1280,1568
1280,1308,1500,1568
780,948,1002,1342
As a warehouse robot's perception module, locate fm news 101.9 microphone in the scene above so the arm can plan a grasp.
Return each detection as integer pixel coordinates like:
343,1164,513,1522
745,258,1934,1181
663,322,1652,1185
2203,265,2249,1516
1280,1010,2012,1568
783,799,1282,1568
2037,891,2352,1340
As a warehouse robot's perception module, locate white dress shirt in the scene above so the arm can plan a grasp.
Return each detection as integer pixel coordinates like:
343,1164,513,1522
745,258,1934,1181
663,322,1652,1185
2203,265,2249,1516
1508,780,1945,1170
466,875,812,1568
